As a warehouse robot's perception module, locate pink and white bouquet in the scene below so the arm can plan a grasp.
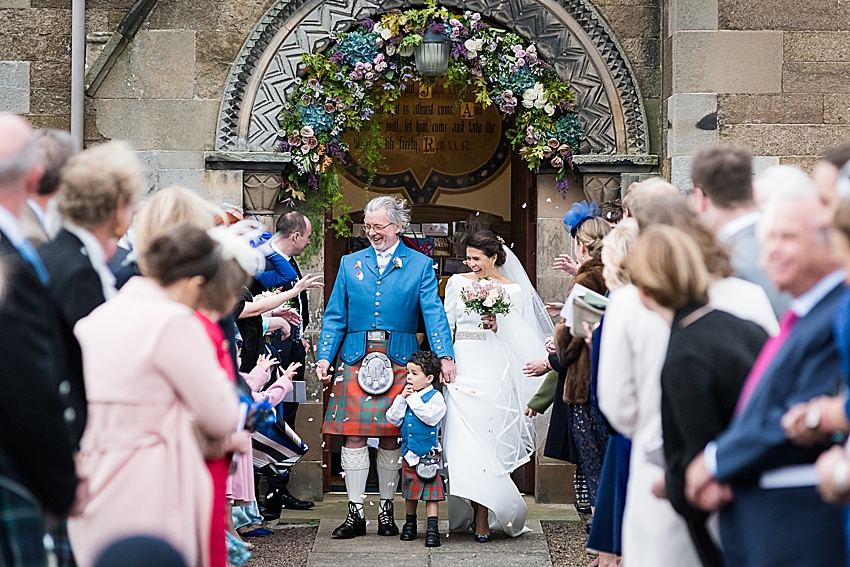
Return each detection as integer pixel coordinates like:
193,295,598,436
462,278,512,328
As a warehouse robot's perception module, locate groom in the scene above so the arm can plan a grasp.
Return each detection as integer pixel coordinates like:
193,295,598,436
317,195,456,538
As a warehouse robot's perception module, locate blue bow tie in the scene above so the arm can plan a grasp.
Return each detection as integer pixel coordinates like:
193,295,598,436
17,239,50,286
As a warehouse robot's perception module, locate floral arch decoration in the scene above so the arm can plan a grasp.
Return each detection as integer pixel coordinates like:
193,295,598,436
273,0,582,233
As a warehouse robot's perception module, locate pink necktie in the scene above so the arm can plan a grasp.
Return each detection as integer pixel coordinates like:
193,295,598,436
734,310,799,415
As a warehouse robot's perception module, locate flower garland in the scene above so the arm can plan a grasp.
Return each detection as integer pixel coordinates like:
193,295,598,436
274,0,582,235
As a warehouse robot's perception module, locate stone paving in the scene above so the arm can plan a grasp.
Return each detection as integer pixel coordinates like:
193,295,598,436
272,494,578,567
305,519,552,567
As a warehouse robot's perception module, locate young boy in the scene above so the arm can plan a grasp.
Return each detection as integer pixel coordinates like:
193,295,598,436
385,350,446,547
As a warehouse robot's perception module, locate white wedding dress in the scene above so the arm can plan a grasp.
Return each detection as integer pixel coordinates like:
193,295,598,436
442,273,549,536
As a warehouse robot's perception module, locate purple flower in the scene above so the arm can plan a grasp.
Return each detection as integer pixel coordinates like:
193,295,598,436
430,21,446,34
276,140,291,152
361,108,374,120
451,42,468,60
524,136,536,145
331,50,345,64
308,174,320,190
350,70,363,81
357,18,375,32
326,144,347,163
556,176,570,198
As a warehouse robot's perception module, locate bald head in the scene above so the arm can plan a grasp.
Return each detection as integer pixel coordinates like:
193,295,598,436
0,113,41,187
0,114,44,217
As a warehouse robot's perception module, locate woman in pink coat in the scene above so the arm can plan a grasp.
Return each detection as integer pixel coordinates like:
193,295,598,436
69,226,240,567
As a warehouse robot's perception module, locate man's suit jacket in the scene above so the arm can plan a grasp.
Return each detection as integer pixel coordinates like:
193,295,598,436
19,203,49,248
39,228,107,328
0,232,77,516
319,240,454,366
713,283,846,567
726,223,790,317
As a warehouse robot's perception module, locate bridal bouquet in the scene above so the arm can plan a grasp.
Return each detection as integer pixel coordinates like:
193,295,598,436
462,278,512,329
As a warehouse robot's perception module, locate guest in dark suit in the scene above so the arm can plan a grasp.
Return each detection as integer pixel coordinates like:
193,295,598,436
686,191,847,567
40,141,143,328
0,113,78,567
689,145,790,316
629,225,768,567
256,211,317,517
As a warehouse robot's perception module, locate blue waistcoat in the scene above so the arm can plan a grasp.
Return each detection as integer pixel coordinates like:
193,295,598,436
317,241,455,366
402,389,440,458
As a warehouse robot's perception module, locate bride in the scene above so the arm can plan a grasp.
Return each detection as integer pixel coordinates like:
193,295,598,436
443,230,553,540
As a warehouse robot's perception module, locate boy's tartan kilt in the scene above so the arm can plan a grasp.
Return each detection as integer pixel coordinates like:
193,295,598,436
322,338,407,437
401,461,445,501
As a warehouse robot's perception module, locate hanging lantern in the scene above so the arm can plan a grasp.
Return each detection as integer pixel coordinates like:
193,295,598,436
414,29,451,76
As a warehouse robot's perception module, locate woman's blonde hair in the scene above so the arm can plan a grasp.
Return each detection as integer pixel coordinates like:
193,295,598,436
626,225,712,310
601,218,639,291
575,216,612,259
134,186,220,257
57,141,143,229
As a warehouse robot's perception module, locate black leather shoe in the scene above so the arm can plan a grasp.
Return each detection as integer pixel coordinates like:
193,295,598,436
400,519,417,541
332,502,366,539
425,527,441,547
377,500,400,536
278,490,315,510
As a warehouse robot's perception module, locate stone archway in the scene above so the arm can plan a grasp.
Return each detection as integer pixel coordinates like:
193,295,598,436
214,0,650,157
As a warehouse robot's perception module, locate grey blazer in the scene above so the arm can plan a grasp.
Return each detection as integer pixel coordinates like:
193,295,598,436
725,223,790,316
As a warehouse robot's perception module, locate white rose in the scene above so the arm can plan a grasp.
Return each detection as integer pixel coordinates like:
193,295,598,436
522,99,534,109
398,44,414,57
380,28,393,40
385,43,396,56
300,126,314,137
534,97,546,109
544,102,555,116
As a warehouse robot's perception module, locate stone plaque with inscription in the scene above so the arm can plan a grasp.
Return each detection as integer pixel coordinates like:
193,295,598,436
344,82,510,204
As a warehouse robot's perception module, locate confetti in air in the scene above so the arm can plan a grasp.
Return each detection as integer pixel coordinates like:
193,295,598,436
522,203,527,208
308,418,314,422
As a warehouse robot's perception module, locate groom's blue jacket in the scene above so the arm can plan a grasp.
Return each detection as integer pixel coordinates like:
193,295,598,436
318,240,454,366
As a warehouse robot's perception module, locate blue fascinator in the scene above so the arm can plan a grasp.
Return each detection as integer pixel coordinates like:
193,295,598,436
562,200,600,237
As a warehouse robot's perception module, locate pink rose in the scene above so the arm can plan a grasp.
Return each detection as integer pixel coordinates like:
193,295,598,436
551,156,564,168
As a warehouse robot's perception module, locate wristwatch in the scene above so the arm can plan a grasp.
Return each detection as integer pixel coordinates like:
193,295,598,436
440,356,454,362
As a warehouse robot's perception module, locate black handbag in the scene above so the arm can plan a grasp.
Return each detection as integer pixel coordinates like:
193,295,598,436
415,450,441,481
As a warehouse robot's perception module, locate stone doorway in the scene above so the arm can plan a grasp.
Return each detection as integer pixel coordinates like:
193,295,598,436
208,0,658,503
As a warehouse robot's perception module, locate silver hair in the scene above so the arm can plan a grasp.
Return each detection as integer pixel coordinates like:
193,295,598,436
0,135,41,186
755,165,818,242
364,195,411,232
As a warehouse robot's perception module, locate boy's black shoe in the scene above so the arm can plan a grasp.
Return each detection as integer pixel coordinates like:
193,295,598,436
400,514,417,541
425,517,441,547
332,502,366,538
377,500,400,536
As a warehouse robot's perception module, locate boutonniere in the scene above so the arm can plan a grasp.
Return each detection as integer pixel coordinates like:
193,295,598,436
353,260,361,270
393,258,403,269
356,271,364,281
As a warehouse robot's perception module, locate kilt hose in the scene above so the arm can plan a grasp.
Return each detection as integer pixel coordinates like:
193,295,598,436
323,338,407,437
401,461,445,502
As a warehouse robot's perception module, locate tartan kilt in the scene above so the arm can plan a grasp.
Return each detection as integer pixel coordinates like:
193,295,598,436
401,461,445,502
323,338,407,437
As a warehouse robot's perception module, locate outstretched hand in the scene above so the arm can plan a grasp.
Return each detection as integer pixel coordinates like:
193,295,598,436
295,274,324,293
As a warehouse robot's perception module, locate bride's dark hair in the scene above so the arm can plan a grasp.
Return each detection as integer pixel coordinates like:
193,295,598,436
466,230,507,267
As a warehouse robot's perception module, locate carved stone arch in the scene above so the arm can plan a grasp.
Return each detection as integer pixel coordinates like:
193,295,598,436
215,0,649,157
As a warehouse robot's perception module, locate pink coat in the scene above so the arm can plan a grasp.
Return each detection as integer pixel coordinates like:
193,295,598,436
68,278,239,567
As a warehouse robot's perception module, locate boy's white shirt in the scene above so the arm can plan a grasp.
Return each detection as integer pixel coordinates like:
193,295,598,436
386,385,446,466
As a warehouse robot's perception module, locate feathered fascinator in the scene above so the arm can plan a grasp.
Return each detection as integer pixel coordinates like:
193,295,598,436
562,200,600,237
208,220,267,276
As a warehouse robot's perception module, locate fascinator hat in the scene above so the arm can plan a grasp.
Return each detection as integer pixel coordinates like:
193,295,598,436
207,219,267,276
562,200,600,237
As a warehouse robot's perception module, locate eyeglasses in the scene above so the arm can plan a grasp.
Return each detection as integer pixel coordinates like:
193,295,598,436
363,222,393,233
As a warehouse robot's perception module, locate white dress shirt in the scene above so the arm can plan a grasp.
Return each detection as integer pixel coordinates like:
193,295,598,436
717,210,762,243
375,239,400,274
386,384,446,465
